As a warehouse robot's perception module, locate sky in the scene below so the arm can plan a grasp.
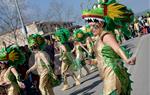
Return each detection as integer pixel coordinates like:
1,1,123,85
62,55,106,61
25,0,150,25
28,0,150,14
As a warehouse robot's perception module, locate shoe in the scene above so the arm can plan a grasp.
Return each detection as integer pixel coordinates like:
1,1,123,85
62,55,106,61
90,66,97,71
77,75,81,79
61,85,70,91
75,80,80,86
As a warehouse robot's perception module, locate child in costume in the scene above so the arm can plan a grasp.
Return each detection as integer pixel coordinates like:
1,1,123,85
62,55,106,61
71,41,90,79
82,25,98,70
72,29,92,79
55,28,80,91
26,34,56,95
0,45,25,95
82,0,136,95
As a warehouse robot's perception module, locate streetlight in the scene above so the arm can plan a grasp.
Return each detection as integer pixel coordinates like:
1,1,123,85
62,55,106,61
14,0,28,40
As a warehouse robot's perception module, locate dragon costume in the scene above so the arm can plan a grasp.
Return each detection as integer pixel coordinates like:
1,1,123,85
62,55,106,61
82,0,134,95
28,34,46,50
0,45,25,95
73,26,95,60
27,34,59,95
55,28,80,91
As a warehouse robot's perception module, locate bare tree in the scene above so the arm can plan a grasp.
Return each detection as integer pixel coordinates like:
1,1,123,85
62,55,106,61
46,0,78,22
0,0,29,44
0,0,29,32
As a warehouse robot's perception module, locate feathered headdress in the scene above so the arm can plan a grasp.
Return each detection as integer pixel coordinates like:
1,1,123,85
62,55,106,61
82,0,134,37
73,25,93,42
0,45,25,67
28,34,45,50
73,29,87,42
54,28,70,44
82,24,94,37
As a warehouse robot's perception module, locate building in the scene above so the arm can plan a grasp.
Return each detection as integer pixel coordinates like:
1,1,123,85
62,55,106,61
0,21,74,49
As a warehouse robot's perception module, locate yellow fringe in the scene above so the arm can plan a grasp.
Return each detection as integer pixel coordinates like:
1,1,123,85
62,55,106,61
107,3,125,19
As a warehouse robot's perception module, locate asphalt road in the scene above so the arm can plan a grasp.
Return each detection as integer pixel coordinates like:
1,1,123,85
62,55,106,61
53,34,150,95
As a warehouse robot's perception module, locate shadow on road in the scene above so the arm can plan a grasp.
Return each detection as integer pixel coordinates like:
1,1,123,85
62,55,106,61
69,80,102,95
81,73,100,84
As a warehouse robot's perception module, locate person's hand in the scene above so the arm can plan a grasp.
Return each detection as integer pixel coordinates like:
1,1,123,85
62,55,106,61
126,56,136,65
18,81,25,89
0,82,11,87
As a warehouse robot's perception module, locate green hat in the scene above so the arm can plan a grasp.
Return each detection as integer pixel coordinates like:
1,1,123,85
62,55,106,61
73,29,87,42
0,45,25,67
82,24,93,37
55,28,70,44
73,24,94,42
82,0,134,37
28,34,45,50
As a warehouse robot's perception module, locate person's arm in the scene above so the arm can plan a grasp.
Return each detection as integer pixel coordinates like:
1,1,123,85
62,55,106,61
0,81,11,86
86,40,93,53
55,47,62,57
11,67,25,88
71,47,75,53
59,45,67,60
39,52,51,70
10,67,21,82
79,42,91,55
103,33,135,64
40,52,56,79
26,64,36,75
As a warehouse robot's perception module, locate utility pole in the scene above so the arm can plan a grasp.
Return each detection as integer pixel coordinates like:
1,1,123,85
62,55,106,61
14,0,28,42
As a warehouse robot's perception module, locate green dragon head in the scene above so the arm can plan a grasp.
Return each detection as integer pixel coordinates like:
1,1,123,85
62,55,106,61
73,29,87,42
28,34,46,50
73,25,93,42
0,45,25,67
55,28,70,44
82,0,134,37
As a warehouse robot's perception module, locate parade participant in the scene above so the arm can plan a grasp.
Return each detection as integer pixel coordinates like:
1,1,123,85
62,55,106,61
0,45,25,95
82,0,136,94
85,36,98,71
134,19,141,37
146,12,150,26
71,40,90,79
26,34,57,95
83,25,98,69
73,29,93,79
55,28,80,91
74,26,97,72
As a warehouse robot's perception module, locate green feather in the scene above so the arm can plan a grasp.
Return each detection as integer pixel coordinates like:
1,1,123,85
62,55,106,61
55,28,70,44
28,34,46,50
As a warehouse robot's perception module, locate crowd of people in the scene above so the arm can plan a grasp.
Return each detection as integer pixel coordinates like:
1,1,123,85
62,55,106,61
0,0,149,95
115,13,150,44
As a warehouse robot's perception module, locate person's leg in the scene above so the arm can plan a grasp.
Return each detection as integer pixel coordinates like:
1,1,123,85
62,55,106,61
39,76,47,95
45,77,55,95
77,68,82,79
61,62,70,91
39,73,55,95
81,60,90,75
7,86,19,95
71,72,80,86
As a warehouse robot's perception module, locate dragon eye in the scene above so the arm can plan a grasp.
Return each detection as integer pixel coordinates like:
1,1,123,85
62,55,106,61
98,4,101,8
93,5,97,9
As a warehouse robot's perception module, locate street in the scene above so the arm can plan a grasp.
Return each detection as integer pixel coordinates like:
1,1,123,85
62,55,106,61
53,34,150,95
